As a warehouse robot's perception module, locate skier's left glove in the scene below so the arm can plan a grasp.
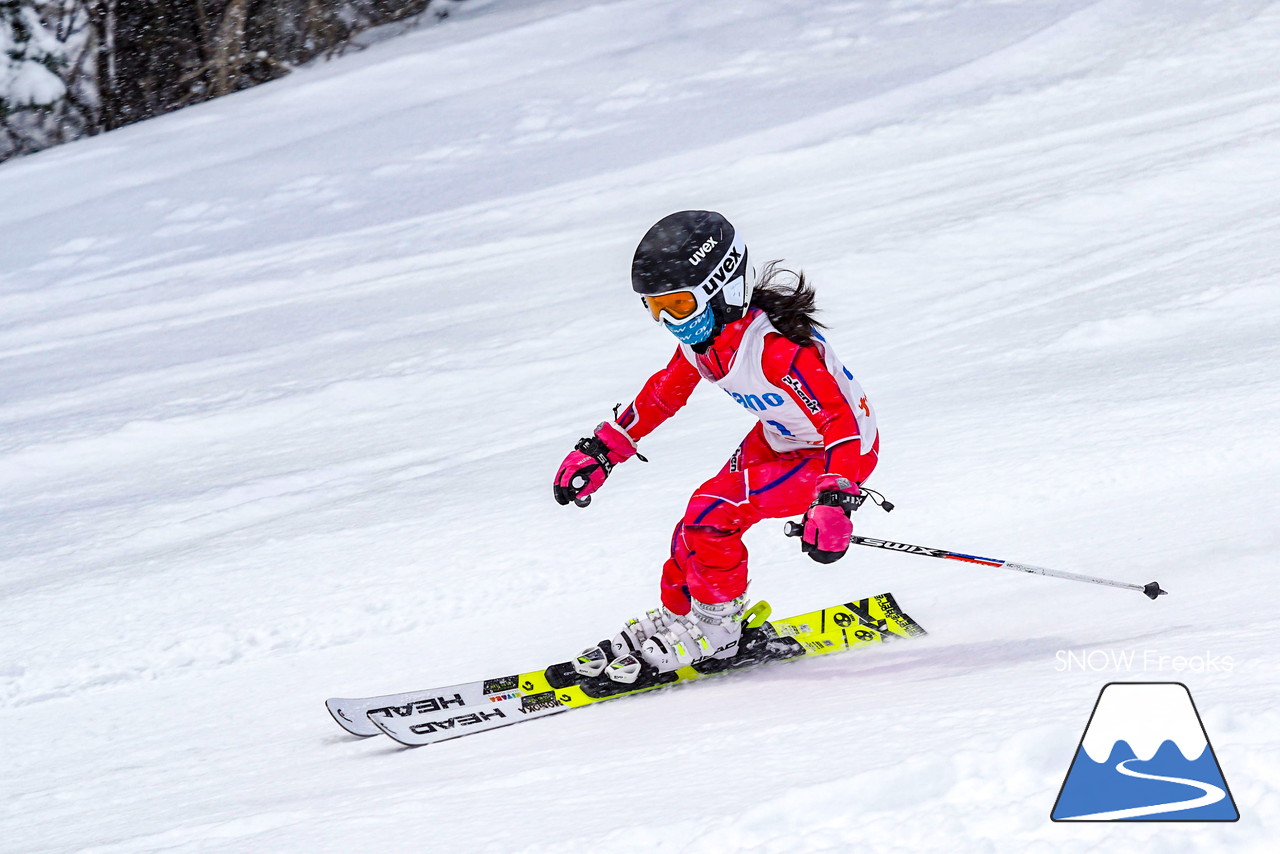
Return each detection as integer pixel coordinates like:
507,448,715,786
801,474,860,564
553,422,639,507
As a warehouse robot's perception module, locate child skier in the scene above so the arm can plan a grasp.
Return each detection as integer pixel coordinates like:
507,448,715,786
554,210,879,684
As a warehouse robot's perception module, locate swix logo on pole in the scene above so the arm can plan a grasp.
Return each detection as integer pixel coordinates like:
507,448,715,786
855,537,945,557
1051,682,1239,822
853,537,1003,566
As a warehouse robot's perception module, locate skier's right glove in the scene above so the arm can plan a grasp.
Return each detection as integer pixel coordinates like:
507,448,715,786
553,422,639,507
801,474,861,564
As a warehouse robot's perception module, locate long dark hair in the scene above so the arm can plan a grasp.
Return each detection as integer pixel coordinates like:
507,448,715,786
749,261,825,345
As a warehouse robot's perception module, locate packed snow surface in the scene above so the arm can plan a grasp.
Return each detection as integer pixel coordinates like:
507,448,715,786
2,0,1278,851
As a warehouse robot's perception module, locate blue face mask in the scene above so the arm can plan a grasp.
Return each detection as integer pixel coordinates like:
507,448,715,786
665,304,717,345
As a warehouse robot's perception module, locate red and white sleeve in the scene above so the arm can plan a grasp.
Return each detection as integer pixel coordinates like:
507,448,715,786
612,348,702,442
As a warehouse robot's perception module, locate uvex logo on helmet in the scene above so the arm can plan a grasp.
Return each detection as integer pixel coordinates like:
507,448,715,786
699,245,743,294
687,237,718,266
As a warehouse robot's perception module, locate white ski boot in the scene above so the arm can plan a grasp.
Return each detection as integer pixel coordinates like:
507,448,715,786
604,595,750,684
612,606,681,658
572,606,680,679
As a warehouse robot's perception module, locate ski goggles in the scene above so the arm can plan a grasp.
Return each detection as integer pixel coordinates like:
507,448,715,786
642,289,707,324
640,234,748,326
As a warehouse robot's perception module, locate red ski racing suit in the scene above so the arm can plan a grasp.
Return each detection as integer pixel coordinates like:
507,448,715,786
613,308,879,614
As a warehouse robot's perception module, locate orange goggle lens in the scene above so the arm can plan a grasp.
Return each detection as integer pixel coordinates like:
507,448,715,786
643,290,700,322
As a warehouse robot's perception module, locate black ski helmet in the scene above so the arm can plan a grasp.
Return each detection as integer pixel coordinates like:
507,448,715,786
631,210,752,349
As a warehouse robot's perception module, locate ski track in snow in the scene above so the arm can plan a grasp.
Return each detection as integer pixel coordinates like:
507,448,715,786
2,0,1279,851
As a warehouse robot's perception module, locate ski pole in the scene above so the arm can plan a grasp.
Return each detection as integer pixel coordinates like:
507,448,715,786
783,522,1167,600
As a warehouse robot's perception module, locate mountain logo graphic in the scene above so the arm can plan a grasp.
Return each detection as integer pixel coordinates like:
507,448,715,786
1052,682,1239,821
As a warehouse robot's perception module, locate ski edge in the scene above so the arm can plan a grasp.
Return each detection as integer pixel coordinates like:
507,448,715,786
353,592,926,747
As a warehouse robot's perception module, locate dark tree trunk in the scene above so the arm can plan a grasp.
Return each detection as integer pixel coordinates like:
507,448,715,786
11,0,454,160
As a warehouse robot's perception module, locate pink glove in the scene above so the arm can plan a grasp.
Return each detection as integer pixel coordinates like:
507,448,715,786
553,422,639,507
801,474,860,564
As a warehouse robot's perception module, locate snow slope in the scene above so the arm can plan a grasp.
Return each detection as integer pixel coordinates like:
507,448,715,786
2,0,1279,850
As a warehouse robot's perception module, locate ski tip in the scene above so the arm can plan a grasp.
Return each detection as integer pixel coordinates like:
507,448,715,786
325,698,382,737
1143,581,1168,600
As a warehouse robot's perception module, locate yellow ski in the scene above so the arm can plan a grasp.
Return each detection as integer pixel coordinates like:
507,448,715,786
328,593,925,747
